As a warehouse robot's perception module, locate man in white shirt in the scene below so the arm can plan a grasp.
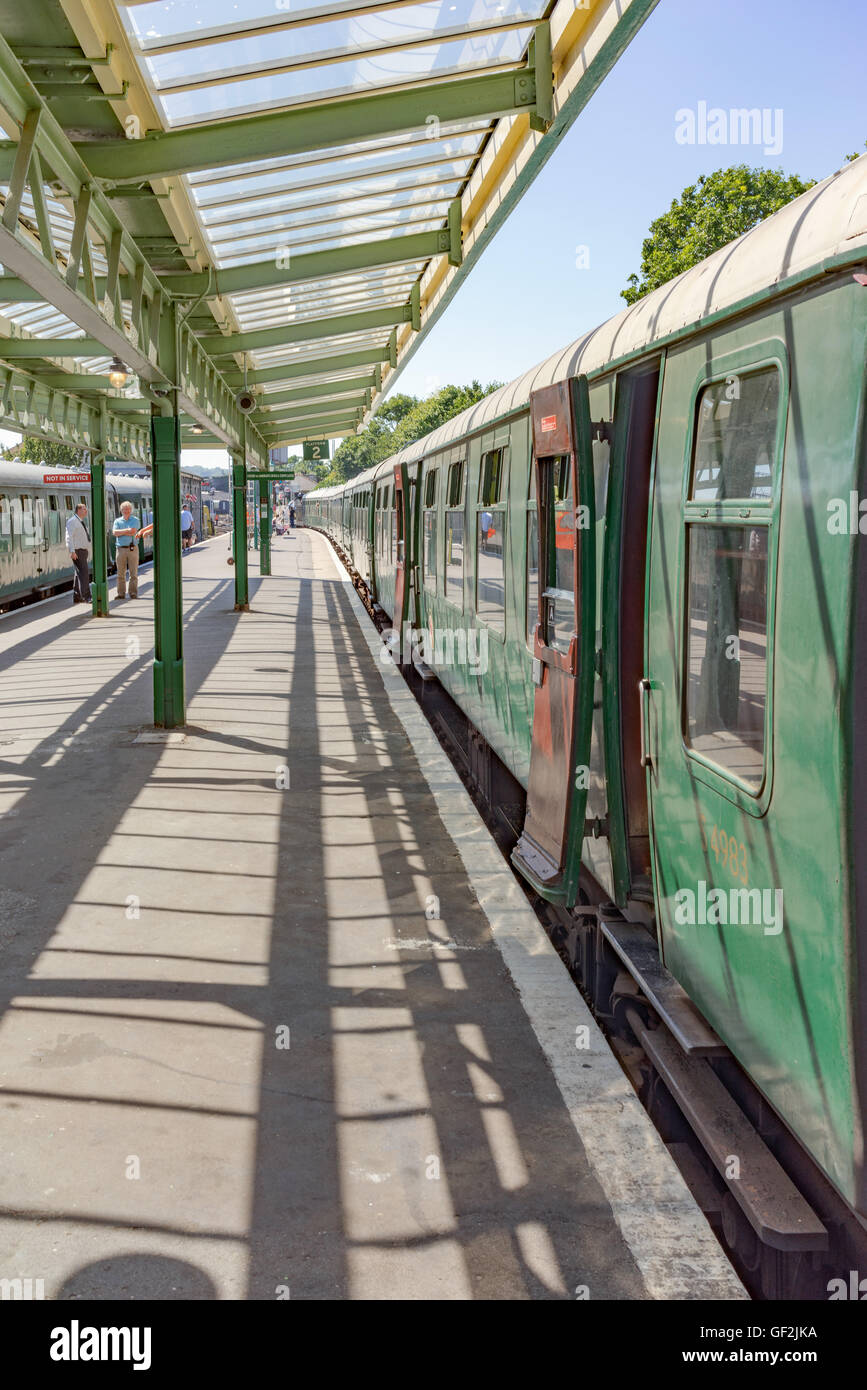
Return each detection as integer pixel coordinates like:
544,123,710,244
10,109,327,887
65,503,91,606
180,504,194,550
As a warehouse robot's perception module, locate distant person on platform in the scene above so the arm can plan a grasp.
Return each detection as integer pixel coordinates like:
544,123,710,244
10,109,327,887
289,499,296,529
181,503,194,550
66,502,91,606
113,500,140,600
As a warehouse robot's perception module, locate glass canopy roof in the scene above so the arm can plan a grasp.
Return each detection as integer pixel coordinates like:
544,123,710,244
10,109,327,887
0,0,643,455
109,0,551,441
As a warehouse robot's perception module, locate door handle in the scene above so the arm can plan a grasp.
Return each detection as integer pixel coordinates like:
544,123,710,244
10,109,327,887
639,678,652,769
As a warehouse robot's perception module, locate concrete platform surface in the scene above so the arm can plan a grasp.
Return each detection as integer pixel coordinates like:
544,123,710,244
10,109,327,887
0,530,745,1300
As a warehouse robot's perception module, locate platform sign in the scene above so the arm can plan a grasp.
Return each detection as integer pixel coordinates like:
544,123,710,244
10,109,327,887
247,470,296,482
43,472,91,484
303,441,329,462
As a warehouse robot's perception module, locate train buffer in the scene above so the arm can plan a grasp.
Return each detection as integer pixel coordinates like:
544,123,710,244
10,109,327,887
0,530,745,1300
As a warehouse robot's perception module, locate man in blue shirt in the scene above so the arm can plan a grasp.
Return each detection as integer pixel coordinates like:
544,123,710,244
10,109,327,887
113,500,140,600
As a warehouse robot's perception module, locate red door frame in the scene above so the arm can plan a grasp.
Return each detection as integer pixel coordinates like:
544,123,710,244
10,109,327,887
512,376,596,906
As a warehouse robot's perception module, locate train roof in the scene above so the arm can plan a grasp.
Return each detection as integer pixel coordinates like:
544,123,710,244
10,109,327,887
313,153,867,500
0,462,200,488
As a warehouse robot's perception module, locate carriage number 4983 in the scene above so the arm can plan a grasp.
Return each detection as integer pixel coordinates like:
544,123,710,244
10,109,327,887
699,814,749,886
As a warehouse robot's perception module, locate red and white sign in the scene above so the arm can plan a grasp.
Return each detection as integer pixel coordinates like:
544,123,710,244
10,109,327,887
540,415,557,433
43,472,91,485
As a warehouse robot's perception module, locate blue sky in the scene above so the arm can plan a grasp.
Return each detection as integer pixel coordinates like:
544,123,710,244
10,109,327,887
4,0,864,472
394,0,866,398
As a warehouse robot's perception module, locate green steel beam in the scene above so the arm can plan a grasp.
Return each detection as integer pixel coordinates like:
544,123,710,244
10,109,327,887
223,347,389,388
262,421,357,443
0,361,150,461
0,215,460,303
257,403,363,426
76,65,545,181
256,375,374,408
201,303,412,357
0,337,124,358
256,398,364,421
0,33,268,459
160,219,460,297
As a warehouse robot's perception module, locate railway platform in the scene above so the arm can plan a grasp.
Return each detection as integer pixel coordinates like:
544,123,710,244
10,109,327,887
0,530,744,1301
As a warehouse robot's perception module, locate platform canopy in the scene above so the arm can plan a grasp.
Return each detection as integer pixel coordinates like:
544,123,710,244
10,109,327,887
0,0,658,462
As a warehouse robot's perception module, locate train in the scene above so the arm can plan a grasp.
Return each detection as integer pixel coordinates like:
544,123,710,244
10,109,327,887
0,462,204,609
305,152,867,1297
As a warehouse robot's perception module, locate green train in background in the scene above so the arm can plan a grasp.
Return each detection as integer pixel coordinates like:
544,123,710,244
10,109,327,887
306,154,867,1297
0,462,203,609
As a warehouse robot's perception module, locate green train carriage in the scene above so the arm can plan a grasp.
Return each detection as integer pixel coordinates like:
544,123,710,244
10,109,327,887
306,155,867,1282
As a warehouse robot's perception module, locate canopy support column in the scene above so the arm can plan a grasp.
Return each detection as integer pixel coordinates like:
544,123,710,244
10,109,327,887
151,411,185,727
231,449,249,611
89,446,108,617
258,477,272,576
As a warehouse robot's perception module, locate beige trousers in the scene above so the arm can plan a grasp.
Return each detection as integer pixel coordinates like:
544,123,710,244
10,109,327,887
116,545,139,598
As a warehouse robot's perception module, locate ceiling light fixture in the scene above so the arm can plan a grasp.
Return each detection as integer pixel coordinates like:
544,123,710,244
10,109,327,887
108,356,128,389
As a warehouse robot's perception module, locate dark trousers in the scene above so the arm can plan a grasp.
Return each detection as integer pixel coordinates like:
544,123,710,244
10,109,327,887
72,548,91,602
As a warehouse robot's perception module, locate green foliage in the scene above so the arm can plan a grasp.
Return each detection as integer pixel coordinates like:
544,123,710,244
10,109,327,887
318,380,501,486
845,141,867,162
620,164,815,305
0,435,84,467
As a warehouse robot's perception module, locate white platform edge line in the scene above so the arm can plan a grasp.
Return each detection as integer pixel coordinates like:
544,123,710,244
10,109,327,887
319,531,746,1302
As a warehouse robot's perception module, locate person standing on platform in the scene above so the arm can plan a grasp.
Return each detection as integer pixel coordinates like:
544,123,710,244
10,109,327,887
288,499,296,529
66,503,91,606
180,502,194,550
113,500,140,600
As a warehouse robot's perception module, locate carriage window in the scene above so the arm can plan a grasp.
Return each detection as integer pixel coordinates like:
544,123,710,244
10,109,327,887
64,495,74,511
20,494,38,548
527,511,539,642
685,526,768,789
423,469,438,588
477,507,505,632
48,494,59,510
479,448,504,505
684,364,780,791
447,461,465,507
0,494,10,551
445,511,464,608
691,368,779,502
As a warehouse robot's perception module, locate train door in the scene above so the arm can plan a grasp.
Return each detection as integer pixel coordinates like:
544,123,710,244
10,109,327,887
512,377,596,905
393,463,411,656
34,497,49,561
601,362,661,906
644,350,785,975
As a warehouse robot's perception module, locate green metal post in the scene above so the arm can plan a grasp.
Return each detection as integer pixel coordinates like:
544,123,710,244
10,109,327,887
231,452,249,611
89,449,109,616
258,477,272,576
151,412,185,727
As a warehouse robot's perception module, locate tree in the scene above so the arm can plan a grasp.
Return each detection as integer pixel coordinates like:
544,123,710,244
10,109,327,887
620,165,815,305
1,435,85,467
317,381,501,487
